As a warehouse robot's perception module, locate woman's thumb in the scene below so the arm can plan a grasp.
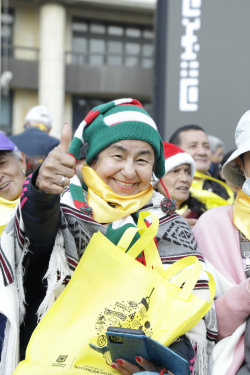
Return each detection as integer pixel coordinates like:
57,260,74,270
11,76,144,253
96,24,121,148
58,123,72,153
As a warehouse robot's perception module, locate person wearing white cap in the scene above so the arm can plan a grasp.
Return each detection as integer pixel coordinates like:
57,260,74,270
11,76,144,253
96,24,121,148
193,109,250,374
154,142,206,228
9,105,59,157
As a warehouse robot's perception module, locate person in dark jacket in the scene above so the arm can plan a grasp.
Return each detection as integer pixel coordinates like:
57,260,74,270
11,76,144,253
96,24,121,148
9,105,59,157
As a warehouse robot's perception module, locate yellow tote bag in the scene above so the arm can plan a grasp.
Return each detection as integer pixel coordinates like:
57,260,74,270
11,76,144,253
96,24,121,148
14,212,215,375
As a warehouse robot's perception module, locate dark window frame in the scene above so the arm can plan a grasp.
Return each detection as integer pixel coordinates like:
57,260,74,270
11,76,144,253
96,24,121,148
71,17,154,68
0,90,13,135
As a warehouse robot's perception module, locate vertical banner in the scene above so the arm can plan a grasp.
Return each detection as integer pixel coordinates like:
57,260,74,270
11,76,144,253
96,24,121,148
160,0,250,149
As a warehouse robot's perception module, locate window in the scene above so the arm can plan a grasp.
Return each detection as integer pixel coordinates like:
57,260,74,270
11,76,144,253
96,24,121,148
71,18,154,69
1,8,14,57
72,97,106,132
0,92,13,135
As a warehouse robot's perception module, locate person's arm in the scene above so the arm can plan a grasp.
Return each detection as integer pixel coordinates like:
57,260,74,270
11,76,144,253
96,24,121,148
21,169,60,257
21,123,75,257
214,279,250,340
193,207,250,341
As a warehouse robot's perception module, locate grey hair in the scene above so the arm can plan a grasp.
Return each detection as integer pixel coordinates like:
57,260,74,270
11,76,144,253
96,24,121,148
3,150,23,161
207,135,225,154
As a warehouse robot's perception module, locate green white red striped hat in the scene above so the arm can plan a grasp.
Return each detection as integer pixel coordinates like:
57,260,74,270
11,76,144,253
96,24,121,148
68,98,165,215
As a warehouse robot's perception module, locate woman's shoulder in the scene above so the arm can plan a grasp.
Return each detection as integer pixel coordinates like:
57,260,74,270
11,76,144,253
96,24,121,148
198,204,233,223
193,204,234,237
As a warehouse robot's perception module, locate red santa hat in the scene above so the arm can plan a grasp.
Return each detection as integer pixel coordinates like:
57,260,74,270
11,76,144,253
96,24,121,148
152,142,196,185
163,142,196,177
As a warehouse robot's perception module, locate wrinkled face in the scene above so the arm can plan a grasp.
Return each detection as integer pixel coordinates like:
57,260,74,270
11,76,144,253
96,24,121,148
91,140,155,196
0,151,26,201
178,130,211,173
156,164,192,208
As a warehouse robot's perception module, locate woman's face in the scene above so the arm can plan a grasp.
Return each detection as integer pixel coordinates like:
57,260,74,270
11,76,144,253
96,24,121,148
156,164,192,209
242,151,250,177
0,151,26,201
91,140,155,196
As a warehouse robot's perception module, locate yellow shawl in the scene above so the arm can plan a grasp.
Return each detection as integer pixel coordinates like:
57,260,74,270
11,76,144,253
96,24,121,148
82,165,153,223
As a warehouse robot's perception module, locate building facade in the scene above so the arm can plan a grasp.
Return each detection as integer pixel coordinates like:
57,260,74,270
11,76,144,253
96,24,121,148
0,0,156,138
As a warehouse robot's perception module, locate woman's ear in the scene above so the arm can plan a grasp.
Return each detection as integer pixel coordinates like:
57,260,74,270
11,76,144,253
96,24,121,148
19,152,27,173
235,156,244,174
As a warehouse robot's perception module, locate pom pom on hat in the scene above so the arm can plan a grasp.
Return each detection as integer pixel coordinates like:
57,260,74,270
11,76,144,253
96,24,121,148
160,198,177,216
158,177,177,216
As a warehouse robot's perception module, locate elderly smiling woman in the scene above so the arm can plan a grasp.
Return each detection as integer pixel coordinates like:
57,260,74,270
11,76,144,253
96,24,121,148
0,134,26,237
0,99,216,375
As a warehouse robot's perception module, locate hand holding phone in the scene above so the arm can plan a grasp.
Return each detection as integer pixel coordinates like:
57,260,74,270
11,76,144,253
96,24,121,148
90,327,194,375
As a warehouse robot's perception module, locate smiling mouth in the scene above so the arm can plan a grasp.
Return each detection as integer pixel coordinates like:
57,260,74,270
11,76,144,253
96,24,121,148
0,182,10,190
113,179,136,187
177,187,188,191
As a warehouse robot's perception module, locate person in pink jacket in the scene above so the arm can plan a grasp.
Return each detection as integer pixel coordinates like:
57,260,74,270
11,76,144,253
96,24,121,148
193,109,250,375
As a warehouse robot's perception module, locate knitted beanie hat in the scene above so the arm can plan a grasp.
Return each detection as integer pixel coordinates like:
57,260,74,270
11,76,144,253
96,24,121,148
68,98,165,215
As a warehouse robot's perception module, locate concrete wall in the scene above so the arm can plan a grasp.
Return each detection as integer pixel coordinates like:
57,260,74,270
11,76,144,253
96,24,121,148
12,89,38,134
12,2,39,60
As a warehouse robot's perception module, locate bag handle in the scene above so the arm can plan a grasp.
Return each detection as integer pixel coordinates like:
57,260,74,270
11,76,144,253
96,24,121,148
137,211,162,268
116,212,165,276
117,211,159,257
166,257,216,303
127,212,158,259
164,256,199,280
117,227,143,253
164,257,202,301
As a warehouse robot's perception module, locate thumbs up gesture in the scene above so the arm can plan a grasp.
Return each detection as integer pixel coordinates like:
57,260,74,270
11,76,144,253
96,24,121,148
35,123,76,194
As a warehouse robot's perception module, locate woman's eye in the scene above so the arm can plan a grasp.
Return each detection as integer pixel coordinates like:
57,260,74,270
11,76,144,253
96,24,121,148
114,154,122,159
137,159,147,163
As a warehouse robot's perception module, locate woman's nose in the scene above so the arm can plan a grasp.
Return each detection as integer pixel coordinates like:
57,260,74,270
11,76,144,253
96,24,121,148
180,171,189,182
121,160,136,179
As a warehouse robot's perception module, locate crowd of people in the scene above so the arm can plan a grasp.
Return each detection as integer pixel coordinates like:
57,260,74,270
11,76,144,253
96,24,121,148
0,99,249,375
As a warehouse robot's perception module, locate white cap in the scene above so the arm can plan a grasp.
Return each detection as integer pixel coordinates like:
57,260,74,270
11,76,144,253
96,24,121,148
25,105,52,129
223,109,250,187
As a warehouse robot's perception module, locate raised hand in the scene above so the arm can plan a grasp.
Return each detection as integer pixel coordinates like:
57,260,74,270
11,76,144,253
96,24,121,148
35,123,76,194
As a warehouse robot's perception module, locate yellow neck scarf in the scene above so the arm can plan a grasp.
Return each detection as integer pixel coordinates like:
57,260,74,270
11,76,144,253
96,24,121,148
176,204,188,216
81,165,153,223
233,189,250,240
0,196,20,237
190,171,235,210
32,123,48,132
